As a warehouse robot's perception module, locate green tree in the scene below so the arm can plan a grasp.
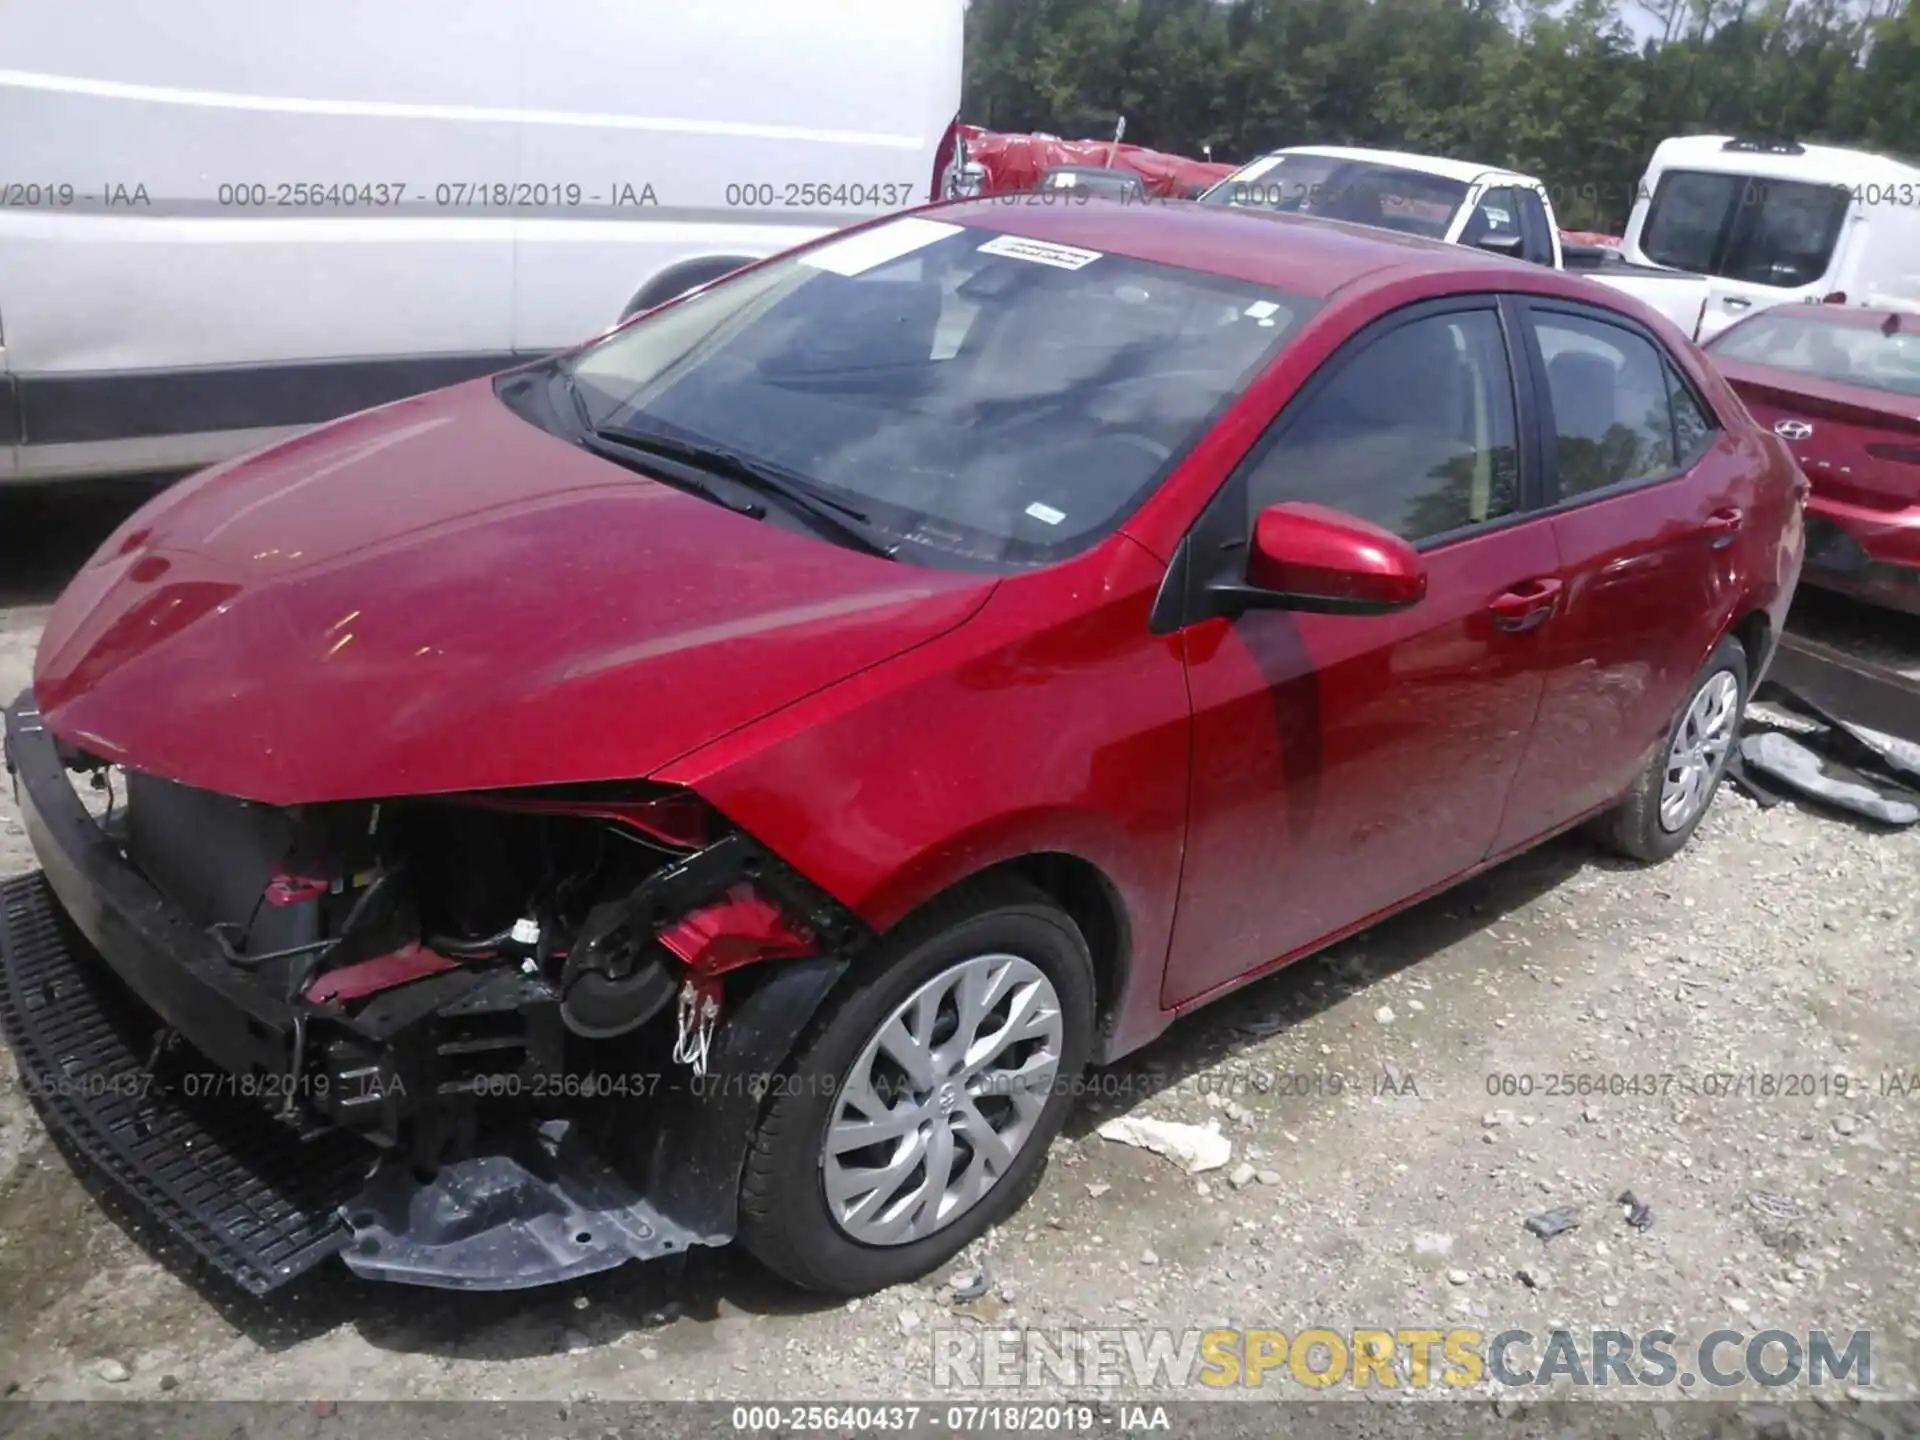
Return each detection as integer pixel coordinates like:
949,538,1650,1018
961,0,1920,234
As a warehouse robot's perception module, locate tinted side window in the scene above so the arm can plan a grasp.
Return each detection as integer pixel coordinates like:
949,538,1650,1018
1533,313,1677,498
1641,169,1850,287
1245,309,1520,543
1462,187,1521,249
1514,190,1556,267
1719,179,1850,287
1668,366,1717,467
1641,171,1736,274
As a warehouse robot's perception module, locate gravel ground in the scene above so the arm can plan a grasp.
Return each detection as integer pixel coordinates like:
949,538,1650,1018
1,483,1917,1426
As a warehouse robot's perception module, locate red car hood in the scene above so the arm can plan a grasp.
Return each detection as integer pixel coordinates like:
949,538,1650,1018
32,381,994,804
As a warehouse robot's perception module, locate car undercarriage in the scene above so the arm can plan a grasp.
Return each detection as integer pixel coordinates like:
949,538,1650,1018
0,691,865,1294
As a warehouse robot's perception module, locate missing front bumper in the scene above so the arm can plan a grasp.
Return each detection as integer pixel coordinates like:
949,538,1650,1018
0,866,849,1293
2,689,853,1292
0,872,373,1295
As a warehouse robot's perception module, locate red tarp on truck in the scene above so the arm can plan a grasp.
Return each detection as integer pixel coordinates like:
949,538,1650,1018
959,125,1236,200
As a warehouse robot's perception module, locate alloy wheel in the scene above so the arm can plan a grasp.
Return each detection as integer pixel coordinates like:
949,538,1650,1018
1659,670,1741,832
821,953,1064,1246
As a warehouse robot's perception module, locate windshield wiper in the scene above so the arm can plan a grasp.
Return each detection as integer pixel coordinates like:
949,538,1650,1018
595,423,897,559
580,429,767,517
560,374,763,517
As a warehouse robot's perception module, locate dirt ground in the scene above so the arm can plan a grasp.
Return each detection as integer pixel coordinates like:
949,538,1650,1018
1,482,1918,1422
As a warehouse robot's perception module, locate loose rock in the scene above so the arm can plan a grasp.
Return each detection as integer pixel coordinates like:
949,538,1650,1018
1524,1207,1580,1241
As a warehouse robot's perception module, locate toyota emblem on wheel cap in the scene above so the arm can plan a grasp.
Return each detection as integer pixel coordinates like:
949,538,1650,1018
1775,419,1814,440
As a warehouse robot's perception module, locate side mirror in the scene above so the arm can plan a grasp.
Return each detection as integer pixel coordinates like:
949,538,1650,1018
1470,231,1524,258
1214,502,1427,616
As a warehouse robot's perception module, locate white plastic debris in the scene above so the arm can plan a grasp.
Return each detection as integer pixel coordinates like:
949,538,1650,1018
1096,1115,1232,1174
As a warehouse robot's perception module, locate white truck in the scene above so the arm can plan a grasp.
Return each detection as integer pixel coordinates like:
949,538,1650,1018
0,0,967,482
1608,135,1920,341
1198,140,1920,342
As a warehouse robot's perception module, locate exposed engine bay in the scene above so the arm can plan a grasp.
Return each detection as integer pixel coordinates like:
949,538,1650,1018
2,705,865,1292
113,764,861,1149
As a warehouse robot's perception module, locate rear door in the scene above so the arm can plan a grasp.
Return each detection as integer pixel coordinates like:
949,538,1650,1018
1637,169,1855,340
1491,298,1750,851
1163,298,1562,1007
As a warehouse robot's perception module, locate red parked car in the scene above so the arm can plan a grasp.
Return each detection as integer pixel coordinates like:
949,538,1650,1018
1,199,1803,1299
1704,302,1920,616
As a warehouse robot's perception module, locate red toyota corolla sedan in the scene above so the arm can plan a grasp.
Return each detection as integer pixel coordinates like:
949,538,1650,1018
1705,302,1920,615
1,198,1803,1298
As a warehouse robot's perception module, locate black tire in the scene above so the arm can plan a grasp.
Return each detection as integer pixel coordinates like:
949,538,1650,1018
738,878,1095,1295
1591,634,1749,863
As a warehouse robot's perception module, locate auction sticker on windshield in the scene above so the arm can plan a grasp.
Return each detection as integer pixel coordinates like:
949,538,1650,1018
800,217,964,276
977,235,1104,270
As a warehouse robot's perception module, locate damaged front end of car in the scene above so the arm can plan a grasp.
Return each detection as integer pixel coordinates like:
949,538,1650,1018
0,691,864,1294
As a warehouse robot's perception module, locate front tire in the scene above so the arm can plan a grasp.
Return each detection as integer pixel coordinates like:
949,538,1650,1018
1593,635,1749,863
738,879,1094,1295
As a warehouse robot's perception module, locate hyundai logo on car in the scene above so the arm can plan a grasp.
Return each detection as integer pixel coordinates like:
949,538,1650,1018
1775,419,1815,440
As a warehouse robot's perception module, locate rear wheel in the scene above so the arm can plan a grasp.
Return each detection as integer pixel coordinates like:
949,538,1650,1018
1592,635,1748,863
738,879,1094,1294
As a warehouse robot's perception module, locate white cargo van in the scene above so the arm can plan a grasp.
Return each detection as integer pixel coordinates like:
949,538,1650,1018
0,0,966,481
1617,136,1920,342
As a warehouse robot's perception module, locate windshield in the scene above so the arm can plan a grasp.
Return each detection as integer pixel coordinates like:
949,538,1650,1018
563,217,1312,570
1640,169,1850,287
1199,154,1468,240
1709,312,1920,397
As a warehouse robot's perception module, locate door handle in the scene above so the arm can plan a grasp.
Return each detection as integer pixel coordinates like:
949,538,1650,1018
1723,297,1751,311
1488,577,1563,633
1701,507,1745,548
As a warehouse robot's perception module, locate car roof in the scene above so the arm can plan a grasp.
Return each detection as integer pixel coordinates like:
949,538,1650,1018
932,195,1533,299
1249,145,1535,188
1650,135,1920,183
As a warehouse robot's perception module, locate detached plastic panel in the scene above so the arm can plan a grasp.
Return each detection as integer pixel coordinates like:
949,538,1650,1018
0,873,373,1295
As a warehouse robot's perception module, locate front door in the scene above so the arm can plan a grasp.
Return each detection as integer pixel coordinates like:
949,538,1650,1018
1162,300,1562,1008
